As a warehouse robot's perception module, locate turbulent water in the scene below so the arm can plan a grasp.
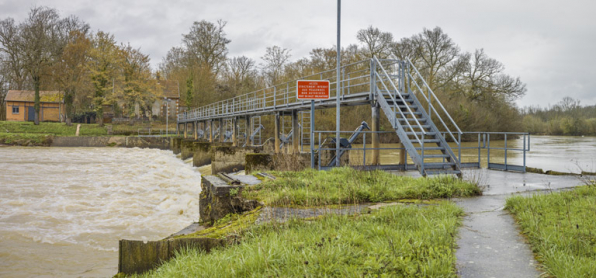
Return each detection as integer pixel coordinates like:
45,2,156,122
0,147,202,277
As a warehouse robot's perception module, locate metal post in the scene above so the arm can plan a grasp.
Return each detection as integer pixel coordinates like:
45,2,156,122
523,134,527,172
232,117,237,147
275,113,281,153
458,132,461,169
311,100,315,168
371,103,380,165
487,133,490,168
478,133,481,168
292,110,299,154
504,134,508,171
363,133,366,166
165,99,169,136
335,0,341,167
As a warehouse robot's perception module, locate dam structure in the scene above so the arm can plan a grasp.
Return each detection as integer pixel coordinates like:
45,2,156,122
176,57,529,176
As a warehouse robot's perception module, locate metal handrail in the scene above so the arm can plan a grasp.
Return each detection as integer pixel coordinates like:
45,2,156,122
178,60,371,122
406,58,462,135
373,57,425,144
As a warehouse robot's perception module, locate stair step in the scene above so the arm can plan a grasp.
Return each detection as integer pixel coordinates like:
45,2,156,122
422,162,457,169
400,111,422,115
405,131,435,136
397,105,418,109
422,154,450,159
407,124,430,129
414,147,444,151
398,118,427,123
424,169,462,176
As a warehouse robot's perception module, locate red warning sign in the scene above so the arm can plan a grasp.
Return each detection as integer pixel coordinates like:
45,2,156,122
297,80,330,100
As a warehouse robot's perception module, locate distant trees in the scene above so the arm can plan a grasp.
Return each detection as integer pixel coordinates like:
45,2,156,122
0,7,157,124
522,97,596,136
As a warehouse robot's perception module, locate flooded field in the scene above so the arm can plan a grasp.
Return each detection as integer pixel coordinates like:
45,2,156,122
343,135,596,173
0,147,202,277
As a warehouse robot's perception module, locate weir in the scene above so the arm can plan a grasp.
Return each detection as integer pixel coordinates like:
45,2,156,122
176,58,530,176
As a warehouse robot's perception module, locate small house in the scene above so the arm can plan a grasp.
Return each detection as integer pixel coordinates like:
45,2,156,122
5,90,65,122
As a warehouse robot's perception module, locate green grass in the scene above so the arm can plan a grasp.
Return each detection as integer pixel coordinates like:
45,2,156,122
505,185,596,277
243,167,481,207
0,121,107,136
139,202,463,278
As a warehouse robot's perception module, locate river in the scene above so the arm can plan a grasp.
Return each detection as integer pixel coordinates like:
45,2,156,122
0,135,594,277
0,147,202,277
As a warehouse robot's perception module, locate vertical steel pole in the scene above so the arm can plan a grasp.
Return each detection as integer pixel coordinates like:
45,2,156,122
165,100,168,136
523,134,527,172
504,134,508,170
335,0,341,167
487,133,490,168
311,100,315,168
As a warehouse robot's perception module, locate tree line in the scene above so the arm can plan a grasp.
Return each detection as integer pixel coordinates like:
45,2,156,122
160,23,527,135
522,96,596,136
2,7,527,134
0,7,157,125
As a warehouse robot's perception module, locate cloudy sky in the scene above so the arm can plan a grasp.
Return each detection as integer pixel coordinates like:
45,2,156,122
1,0,595,108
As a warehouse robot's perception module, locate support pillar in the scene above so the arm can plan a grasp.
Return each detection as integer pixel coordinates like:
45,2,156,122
219,118,224,143
209,120,214,143
292,110,299,154
274,113,281,154
232,118,238,147
194,121,198,140
371,103,380,165
184,123,188,139
176,123,180,136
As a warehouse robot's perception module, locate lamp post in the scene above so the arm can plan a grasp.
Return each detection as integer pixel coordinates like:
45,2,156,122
335,0,341,167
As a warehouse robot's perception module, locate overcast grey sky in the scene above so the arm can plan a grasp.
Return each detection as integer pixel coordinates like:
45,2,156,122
1,0,595,108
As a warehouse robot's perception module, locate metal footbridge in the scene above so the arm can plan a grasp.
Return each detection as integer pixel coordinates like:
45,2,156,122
178,57,464,176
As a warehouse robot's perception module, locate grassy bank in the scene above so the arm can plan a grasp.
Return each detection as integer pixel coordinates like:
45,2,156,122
139,202,463,277
243,167,481,207
0,121,107,136
505,185,596,277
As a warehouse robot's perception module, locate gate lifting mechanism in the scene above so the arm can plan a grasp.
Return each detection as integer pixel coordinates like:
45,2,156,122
327,121,370,167
243,124,264,147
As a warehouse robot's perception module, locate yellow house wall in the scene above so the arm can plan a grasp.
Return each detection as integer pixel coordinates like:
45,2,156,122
5,101,64,122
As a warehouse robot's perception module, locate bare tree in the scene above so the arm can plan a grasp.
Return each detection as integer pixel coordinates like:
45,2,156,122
224,56,257,95
455,49,526,102
0,18,27,91
18,7,64,124
183,20,231,76
261,45,291,86
356,26,395,59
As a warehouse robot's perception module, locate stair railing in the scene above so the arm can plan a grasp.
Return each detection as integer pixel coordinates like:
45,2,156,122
406,59,462,145
373,57,425,145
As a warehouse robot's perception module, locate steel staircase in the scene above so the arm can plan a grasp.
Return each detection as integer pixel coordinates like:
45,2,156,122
372,57,462,177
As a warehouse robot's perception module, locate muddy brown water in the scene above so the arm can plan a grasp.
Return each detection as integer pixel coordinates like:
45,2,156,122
0,147,202,277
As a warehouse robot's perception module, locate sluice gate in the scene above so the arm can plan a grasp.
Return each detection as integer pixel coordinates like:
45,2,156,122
177,58,529,176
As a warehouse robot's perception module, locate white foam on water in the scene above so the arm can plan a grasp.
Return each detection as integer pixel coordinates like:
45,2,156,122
0,147,202,277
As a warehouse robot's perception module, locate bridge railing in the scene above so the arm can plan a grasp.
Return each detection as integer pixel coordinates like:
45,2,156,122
178,60,372,122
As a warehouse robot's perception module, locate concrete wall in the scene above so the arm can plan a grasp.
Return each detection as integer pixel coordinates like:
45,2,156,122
180,139,198,160
211,146,263,174
51,136,171,149
193,142,213,167
118,238,224,275
171,137,183,154
245,153,314,174
199,175,261,224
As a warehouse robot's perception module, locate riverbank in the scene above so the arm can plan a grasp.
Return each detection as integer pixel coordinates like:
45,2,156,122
0,121,175,147
118,167,482,277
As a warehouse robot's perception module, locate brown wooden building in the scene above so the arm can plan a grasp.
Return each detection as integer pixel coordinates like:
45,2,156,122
5,90,65,122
